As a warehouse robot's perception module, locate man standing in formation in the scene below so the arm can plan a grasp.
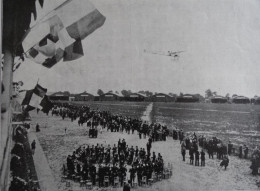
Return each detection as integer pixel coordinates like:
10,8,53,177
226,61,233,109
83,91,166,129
181,142,186,161
195,150,200,166
201,150,205,166
181,133,206,167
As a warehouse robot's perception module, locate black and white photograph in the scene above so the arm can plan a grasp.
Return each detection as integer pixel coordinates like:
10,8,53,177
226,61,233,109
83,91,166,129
1,0,260,191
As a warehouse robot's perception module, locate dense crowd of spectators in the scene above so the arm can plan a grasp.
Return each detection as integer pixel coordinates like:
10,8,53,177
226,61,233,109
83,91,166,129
65,138,166,187
51,102,259,181
49,103,171,188
51,103,170,141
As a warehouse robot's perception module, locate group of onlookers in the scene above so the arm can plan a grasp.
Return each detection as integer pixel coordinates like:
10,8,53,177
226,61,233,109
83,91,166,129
174,129,260,174
65,138,165,188
51,103,260,176
51,103,170,142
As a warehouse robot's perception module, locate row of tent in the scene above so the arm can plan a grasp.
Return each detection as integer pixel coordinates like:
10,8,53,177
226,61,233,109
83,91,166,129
48,91,198,102
209,95,260,104
47,91,260,104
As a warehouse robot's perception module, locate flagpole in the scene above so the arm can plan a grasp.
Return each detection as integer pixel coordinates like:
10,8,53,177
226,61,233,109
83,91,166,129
0,47,14,191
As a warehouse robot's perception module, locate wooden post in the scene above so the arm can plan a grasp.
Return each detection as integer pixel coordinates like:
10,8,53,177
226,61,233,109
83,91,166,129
0,48,14,191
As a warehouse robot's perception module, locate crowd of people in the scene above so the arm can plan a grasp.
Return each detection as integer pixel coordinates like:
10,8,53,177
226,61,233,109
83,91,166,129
177,131,206,167
51,103,170,141
65,138,165,188
51,102,259,182
9,125,40,191
173,128,260,173
50,102,172,188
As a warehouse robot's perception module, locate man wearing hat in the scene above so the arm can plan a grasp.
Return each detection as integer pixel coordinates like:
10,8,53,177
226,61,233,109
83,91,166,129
129,165,136,187
137,165,143,186
98,164,104,187
111,163,119,186
119,164,127,186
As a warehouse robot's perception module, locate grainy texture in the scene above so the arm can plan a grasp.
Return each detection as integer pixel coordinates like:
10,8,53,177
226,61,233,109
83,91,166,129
31,102,260,191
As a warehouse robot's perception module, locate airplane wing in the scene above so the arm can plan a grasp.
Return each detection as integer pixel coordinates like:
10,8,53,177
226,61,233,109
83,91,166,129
144,49,169,56
144,49,184,57
171,51,184,54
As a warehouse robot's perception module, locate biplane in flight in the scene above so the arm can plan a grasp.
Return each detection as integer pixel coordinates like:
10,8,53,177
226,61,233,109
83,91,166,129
144,49,184,59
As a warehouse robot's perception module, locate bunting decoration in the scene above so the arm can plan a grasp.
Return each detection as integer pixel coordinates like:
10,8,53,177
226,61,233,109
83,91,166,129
22,0,106,68
21,84,53,113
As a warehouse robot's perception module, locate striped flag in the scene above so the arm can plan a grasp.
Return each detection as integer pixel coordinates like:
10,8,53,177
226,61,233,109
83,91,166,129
23,0,106,68
22,84,53,113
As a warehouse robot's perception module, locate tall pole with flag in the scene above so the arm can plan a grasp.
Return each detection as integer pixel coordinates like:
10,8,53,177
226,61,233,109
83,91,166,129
1,1,44,190
1,0,106,190
0,46,14,191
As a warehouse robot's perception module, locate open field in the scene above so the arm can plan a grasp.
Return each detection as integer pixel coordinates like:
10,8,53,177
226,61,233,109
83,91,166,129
71,101,149,119
31,104,260,191
29,101,260,190
56,101,260,149
152,102,260,149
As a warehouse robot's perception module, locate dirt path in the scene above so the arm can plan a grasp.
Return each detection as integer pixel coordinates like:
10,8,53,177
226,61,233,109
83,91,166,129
141,102,153,123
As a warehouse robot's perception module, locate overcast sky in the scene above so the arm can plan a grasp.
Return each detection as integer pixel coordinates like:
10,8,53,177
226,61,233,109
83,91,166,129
14,0,260,97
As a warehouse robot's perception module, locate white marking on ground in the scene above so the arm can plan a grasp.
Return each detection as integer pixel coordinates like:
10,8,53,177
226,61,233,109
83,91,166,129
87,103,144,107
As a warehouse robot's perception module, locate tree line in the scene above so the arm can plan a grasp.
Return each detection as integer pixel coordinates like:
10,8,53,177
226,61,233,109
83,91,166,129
204,89,257,99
